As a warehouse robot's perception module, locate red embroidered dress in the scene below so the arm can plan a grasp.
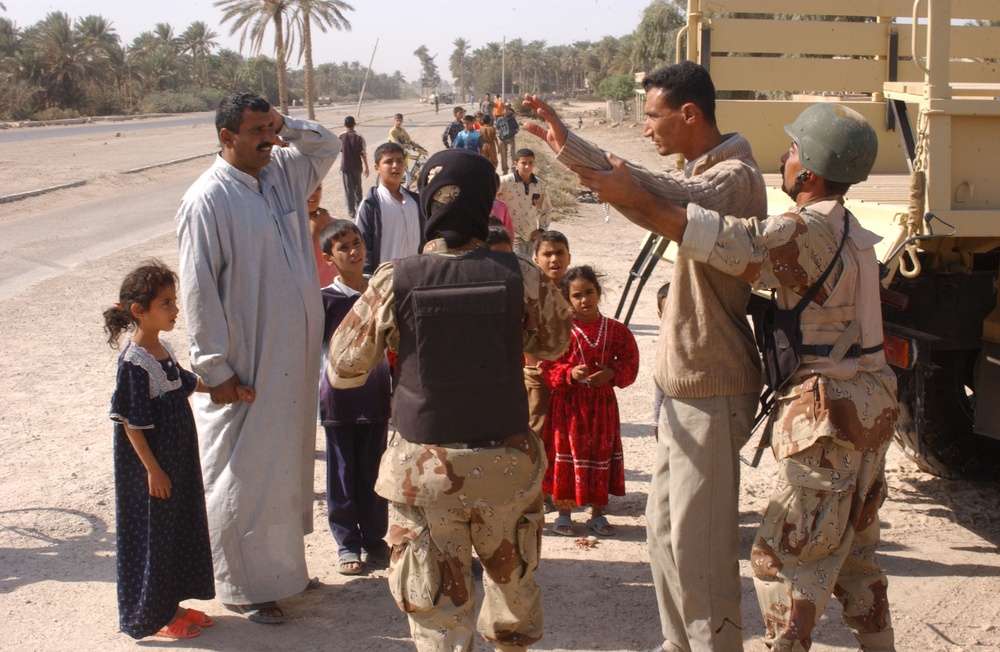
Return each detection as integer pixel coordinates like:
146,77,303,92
541,315,639,506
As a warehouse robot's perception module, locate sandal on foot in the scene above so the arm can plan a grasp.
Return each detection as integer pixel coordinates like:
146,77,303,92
338,552,363,575
304,576,321,591
551,514,575,537
180,607,214,627
224,601,285,624
363,547,391,570
586,515,616,536
155,619,202,639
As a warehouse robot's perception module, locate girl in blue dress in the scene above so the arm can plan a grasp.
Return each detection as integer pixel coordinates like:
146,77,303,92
104,261,254,639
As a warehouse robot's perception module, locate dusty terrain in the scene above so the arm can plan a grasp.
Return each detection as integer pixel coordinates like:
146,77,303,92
1,101,998,652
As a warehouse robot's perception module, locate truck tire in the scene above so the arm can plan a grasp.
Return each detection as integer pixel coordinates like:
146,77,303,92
893,349,1000,479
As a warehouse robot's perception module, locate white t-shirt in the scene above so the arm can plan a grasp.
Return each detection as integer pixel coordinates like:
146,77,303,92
375,184,422,265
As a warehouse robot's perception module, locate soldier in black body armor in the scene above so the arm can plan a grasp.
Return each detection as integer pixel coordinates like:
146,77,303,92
327,148,571,652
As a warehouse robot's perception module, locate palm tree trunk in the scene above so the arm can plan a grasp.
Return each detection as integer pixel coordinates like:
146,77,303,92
273,14,288,113
303,10,315,119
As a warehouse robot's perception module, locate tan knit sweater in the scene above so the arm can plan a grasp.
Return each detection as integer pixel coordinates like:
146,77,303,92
557,131,767,398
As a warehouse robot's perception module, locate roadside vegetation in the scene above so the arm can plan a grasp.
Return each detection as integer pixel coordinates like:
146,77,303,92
0,0,686,122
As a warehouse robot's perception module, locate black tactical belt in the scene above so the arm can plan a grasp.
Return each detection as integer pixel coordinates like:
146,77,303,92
799,343,884,358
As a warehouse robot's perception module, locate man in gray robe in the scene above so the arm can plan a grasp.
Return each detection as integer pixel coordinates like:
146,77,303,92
176,92,340,624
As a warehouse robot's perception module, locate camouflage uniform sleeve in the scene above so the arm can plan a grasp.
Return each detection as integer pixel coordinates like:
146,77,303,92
518,257,571,359
679,203,839,294
327,262,398,389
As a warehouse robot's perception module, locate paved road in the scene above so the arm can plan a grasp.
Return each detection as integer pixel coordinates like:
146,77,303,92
0,99,451,301
0,100,444,144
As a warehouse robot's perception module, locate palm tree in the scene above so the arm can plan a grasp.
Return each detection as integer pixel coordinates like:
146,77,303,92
75,15,119,53
215,0,296,112
212,48,250,92
28,11,103,109
450,38,469,101
291,0,352,119
505,38,524,96
0,15,19,57
152,22,181,53
413,45,439,96
180,21,219,87
523,40,547,94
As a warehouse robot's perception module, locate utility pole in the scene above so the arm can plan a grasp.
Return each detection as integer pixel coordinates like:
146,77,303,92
356,38,378,120
502,36,506,100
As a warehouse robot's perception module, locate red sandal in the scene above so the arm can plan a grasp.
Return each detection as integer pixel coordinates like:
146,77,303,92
154,618,202,639
181,608,215,627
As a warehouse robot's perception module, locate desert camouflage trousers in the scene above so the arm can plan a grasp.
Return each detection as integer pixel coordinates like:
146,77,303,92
751,437,895,652
385,452,545,651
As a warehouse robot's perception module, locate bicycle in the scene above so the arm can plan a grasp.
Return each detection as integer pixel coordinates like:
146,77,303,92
403,145,428,190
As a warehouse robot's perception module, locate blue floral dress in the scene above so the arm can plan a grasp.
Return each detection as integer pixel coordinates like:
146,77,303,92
110,341,214,638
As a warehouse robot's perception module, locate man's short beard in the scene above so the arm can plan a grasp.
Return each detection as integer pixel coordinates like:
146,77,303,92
780,164,804,200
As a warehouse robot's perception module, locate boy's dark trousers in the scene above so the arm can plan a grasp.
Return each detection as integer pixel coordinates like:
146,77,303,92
324,421,390,557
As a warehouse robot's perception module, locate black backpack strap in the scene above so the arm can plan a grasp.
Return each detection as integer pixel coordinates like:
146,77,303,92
791,211,850,314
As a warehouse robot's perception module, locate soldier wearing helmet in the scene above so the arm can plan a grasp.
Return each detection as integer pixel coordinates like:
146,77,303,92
566,102,898,652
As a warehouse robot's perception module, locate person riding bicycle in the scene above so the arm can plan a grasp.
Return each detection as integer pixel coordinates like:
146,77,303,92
388,113,427,187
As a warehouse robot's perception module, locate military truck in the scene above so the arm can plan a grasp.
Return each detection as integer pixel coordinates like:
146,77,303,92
621,0,1000,477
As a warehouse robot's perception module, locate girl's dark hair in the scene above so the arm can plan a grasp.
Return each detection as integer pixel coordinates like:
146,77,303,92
103,260,177,348
484,225,512,248
562,265,603,299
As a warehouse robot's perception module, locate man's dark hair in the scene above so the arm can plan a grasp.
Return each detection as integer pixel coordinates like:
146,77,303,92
453,106,464,116
394,113,404,120
320,219,362,256
824,179,853,196
642,61,717,127
344,115,356,128
462,114,475,123
656,282,671,312
533,230,570,255
514,148,535,161
373,141,404,165
216,92,270,135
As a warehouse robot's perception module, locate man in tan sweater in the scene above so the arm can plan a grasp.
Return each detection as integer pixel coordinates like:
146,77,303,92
525,61,766,652
568,102,897,652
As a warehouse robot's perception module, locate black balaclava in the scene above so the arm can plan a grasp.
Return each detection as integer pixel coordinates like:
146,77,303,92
417,148,497,248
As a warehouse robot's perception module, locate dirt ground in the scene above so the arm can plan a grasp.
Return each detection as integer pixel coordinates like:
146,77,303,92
1,101,998,652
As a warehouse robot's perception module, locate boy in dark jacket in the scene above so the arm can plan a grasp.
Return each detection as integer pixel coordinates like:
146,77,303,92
355,142,426,275
318,219,392,574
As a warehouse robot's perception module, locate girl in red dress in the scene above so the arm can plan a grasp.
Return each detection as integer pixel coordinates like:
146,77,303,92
542,265,639,536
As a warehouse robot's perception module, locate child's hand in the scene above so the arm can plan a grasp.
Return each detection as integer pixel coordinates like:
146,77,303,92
236,385,256,403
571,365,590,383
587,365,614,387
147,467,172,499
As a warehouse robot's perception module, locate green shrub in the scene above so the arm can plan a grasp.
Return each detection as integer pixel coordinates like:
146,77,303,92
34,107,81,120
598,74,637,102
139,91,212,114
195,88,227,110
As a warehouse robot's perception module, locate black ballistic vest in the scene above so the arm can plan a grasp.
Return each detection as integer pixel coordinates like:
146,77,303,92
392,249,528,444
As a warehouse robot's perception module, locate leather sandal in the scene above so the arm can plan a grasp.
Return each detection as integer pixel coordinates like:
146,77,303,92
155,618,202,639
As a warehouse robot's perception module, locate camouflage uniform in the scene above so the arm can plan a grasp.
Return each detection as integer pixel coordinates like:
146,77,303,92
682,199,897,652
328,238,572,652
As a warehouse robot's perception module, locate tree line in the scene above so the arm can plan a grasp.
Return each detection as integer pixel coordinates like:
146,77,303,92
416,0,684,103
0,4,404,121
0,0,686,122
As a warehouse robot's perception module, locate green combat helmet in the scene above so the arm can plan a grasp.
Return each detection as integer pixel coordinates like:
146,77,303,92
784,103,878,184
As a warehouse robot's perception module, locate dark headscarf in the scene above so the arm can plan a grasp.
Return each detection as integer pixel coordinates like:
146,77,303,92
417,148,498,248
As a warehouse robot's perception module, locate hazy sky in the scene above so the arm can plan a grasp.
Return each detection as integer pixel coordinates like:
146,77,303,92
4,0,657,83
